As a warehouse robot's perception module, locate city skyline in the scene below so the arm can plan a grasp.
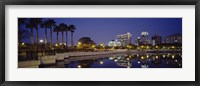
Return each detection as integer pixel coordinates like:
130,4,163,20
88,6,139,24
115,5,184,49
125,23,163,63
20,18,182,45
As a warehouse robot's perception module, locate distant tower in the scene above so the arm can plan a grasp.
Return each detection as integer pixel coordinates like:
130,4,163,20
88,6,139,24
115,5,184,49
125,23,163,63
151,35,162,46
141,31,149,44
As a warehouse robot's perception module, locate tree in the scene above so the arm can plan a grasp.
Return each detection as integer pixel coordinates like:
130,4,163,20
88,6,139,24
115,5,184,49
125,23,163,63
18,18,26,44
26,19,35,47
78,37,96,49
18,29,30,43
40,20,49,49
59,23,68,49
46,19,56,49
78,37,95,45
53,25,60,46
69,24,76,47
64,24,70,48
33,18,42,52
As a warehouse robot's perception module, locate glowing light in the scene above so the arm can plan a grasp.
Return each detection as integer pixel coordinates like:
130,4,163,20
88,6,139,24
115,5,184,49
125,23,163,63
147,55,149,58
138,61,140,64
78,65,81,68
127,58,130,60
55,44,58,46
100,61,104,64
92,45,95,48
22,42,25,45
156,56,158,59
155,46,158,48
141,56,144,59
172,55,175,59
78,42,81,45
163,55,165,58
175,60,178,62
40,39,44,43
109,57,114,60
114,59,118,62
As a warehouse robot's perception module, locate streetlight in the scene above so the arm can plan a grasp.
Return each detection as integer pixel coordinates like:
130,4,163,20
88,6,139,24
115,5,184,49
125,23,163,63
78,42,81,45
22,42,25,46
40,39,44,43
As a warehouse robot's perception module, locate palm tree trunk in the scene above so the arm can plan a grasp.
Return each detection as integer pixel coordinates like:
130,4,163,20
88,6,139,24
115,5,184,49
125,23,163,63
36,28,38,53
31,28,34,46
18,25,21,44
56,32,58,45
71,32,74,46
62,31,64,49
50,27,53,49
45,28,47,49
66,31,68,48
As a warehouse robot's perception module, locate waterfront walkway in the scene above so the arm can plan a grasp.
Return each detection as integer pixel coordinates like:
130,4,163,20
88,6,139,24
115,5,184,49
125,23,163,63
18,49,130,68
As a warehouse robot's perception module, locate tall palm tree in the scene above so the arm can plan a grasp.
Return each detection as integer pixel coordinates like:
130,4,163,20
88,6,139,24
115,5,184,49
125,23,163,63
40,20,49,49
69,24,76,46
46,19,56,49
18,18,26,44
65,25,70,48
32,18,42,52
53,25,60,46
59,23,68,49
26,19,35,47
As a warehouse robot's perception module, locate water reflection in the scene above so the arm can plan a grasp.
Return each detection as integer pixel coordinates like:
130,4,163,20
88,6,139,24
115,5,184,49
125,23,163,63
44,53,182,68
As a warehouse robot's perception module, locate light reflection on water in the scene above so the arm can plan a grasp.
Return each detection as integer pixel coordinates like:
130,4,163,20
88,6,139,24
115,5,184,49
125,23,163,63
43,53,182,68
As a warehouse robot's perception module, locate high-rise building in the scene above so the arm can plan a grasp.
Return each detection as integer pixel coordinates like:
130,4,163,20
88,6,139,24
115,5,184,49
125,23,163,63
117,32,132,46
140,31,150,45
171,34,182,43
165,33,182,44
151,35,162,46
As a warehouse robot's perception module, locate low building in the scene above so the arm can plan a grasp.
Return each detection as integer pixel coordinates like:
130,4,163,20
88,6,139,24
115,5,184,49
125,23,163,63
108,40,121,47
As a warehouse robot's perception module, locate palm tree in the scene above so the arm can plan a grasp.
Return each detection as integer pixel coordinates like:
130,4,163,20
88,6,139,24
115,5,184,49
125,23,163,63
59,23,68,49
65,25,70,48
53,25,60,46
26,19,35,47
46,19,56,49
40,20,49,49
69,24,76,46
31,18,42,52
29,18,42,51
18,18,26,44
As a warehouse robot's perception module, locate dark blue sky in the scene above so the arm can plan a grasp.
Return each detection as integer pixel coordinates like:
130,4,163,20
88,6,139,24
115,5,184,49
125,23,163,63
21,18,182,45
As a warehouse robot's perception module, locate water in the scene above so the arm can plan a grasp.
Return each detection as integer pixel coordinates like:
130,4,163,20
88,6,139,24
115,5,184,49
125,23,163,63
42,53,182,68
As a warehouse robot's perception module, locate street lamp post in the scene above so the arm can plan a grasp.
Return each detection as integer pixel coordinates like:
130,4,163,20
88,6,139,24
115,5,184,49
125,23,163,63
40,39,44,56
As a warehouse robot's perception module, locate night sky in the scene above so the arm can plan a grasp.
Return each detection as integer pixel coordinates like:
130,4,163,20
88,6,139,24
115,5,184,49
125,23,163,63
20,18,182,45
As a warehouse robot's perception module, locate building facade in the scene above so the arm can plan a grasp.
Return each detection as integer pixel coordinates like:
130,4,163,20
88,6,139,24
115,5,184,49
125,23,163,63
151,35,162,46
108,40,122,47
116,32,132,46
140,31,151,45
165,33,182,44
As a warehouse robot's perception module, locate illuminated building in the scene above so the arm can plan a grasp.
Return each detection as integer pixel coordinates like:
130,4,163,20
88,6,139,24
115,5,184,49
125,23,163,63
108,40,121,47
165,33,182,43
140,31,151,45
151,35,162,46
116,32,132,46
